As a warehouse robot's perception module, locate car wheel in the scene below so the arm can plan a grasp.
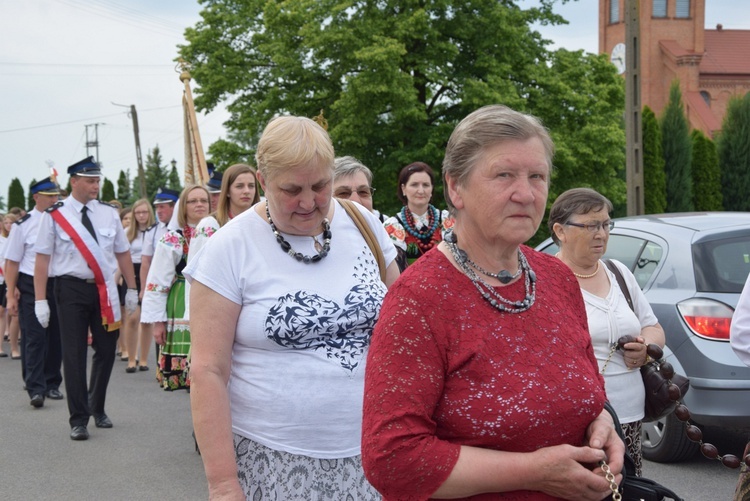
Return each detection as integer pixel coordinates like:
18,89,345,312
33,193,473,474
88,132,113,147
641,413,698,462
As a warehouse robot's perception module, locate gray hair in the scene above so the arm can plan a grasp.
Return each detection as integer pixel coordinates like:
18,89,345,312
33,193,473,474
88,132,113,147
548,188,613,245
442,105,554,212
333,156,373,185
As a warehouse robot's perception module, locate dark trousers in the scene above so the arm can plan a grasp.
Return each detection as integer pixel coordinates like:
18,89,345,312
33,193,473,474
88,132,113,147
55,278,119,428
18,273,63,397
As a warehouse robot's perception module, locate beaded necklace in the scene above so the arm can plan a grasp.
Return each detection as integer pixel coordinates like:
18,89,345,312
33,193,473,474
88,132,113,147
401,205,439,241
265,203,331,263
445,231,536,314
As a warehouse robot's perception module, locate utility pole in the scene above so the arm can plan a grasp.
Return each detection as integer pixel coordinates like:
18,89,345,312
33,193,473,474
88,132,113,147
625,0,644,215
113,102,147,198
85,123,105,164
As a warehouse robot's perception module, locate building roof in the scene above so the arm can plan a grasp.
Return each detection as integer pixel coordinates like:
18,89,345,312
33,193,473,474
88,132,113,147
700,28,750,76
684,91,721,134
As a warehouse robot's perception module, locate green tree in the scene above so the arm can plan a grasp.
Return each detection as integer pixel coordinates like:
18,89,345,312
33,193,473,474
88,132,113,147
717,92,750,211
144,145,168,201
7,178,25,211
642,106,667,214
0,196,5,211
179,0,624,216
660,81,693,212
27,178,38,211
168,161,183,192
117,170,133,206
690,129,722,211
102,177,116,202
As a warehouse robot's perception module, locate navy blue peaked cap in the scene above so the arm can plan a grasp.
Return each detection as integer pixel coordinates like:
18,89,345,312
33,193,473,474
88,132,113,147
67,156,101,177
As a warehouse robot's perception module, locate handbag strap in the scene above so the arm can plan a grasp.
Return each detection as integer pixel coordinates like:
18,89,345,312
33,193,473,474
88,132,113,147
604,259,634,312
337,199,387,283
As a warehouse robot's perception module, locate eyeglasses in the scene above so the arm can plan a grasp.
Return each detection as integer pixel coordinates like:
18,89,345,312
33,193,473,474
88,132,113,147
185,198,209,205
334,187,375,199
565,220,615,233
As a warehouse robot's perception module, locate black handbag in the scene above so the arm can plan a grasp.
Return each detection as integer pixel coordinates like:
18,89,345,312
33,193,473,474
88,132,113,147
603,402,684,501
603,259,690,422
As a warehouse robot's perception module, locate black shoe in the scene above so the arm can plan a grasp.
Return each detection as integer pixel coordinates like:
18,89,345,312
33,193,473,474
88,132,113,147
0,352,7,357
94,414,113,428
46,389,64,400
70,425,89,441
30,394,45,408
138,365,149,372
125,366,136,373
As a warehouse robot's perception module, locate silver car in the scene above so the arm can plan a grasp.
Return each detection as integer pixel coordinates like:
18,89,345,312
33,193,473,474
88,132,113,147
536,212,750,462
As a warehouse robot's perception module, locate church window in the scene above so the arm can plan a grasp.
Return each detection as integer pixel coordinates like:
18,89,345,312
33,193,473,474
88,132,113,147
701,91,711,107
676,0,690,18
652,0,667,17
610,0,619,23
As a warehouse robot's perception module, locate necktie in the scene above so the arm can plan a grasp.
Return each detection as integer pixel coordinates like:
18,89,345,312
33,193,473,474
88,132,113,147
81,206,98,242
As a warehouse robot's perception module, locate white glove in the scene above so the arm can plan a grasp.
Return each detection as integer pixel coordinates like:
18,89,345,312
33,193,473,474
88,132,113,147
35,300,51,328
125,288,139,314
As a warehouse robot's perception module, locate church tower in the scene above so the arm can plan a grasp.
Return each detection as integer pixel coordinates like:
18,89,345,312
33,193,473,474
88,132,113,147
598,0,749,136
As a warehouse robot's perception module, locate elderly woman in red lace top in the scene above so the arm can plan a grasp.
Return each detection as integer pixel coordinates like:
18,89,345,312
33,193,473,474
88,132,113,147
362,105,624,501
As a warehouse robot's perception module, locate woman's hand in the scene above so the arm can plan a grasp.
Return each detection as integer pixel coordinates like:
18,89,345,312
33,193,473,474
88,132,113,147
152,321,166,345
208,480,245,501
531,444,619,500
621,336,648,367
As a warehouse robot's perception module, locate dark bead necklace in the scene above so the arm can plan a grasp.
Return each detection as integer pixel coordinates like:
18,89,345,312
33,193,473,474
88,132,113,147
265,203,331,263
401,205,439,241
445,230,536,314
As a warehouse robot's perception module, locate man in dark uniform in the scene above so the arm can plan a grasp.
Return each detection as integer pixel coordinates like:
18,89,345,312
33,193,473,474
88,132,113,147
34,157,137,440
4,177,64,407
206,169,222,212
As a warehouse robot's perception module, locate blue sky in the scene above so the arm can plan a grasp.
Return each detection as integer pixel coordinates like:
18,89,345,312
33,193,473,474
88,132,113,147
1,0,747,203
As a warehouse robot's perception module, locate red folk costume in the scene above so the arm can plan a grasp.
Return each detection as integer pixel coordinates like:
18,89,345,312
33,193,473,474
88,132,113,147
362,247,606,501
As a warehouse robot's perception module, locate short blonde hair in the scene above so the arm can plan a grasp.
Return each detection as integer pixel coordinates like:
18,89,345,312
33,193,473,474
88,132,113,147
178,185,210,228
255,116,334,180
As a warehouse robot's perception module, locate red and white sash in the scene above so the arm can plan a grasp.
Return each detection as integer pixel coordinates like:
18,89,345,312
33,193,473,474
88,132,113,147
50,208,121,332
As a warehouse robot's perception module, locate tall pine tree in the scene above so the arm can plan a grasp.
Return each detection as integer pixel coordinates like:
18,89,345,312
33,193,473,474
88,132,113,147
660,82,693,212
27,178,38,211
642,106,667,214
144,145,168,201
7,178,25,211
168,161,182,192
117,170,133,206
690,130,722,211
102,178,116,202
717,92,750,211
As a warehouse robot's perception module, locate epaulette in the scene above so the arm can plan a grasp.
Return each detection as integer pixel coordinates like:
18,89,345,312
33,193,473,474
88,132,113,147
15,213,32,225
146,222,158,231
97,200,118,209
45,202,64,213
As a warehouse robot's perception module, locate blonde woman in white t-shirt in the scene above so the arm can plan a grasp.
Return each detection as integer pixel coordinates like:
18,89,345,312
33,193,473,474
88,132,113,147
185,115,400,500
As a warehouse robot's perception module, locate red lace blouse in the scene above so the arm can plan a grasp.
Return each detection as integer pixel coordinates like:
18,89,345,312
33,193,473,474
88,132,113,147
362,247,606,500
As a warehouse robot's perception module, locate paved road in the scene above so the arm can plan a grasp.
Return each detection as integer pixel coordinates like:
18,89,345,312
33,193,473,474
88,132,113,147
0,338,208,501
1,338,746,500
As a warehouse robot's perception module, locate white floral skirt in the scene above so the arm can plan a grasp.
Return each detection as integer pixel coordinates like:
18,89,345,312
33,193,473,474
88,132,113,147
234,434,380,500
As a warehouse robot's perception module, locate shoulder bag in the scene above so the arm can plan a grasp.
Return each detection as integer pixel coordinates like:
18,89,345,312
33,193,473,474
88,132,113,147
338,199,387,283
603,259,690,421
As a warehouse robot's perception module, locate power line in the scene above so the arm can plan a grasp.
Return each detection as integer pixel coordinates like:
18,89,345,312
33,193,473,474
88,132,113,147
0,106,180,134
51,0,188,37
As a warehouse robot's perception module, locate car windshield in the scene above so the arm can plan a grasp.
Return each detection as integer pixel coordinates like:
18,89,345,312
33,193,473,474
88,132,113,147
693,235,750,293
